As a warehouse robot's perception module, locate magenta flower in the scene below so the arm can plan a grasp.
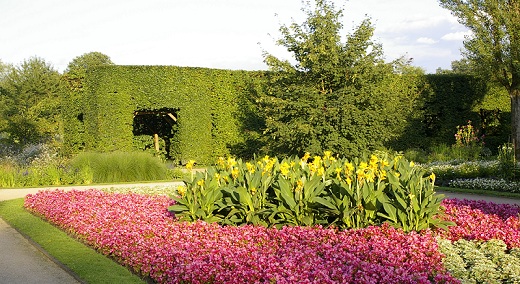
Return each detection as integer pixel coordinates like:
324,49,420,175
25,189,463,283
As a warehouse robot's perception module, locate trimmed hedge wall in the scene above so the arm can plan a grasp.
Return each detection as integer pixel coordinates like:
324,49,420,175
63,66,510,163
64,65,263,164
392,74,510,152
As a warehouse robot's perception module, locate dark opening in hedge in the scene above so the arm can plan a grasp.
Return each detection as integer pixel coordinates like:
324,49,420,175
133,107,179,158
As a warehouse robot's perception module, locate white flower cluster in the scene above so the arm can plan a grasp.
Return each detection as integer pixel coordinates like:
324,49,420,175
419,160,500,180
101,185,179,197
449,177,520,193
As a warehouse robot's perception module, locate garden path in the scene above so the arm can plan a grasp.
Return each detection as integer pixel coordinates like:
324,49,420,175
0,181,180,284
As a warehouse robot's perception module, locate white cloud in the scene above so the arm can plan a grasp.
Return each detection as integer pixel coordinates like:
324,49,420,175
416,37,437,44
441,31,472,41
0,0,469,73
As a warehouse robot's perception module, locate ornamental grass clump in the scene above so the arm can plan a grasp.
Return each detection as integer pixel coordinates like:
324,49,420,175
170,152,452,232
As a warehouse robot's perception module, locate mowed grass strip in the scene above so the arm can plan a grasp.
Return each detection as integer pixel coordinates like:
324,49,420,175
0,198,145,284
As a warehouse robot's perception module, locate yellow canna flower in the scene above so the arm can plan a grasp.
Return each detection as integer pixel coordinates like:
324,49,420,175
231,167,240,180
323,150,332,160
197,179,205,187
250,187,257,195
429,172,436,182
346,176,352,186
344,162,354,174
317,166,325,177
227,157,237,168
186,160,196,171
410,161,415,167
280,162,291,177
217,157,226,168
295,180,304,192
359,162,368,171
369,155,378,166
301,152,311,163
357,170,366,181
378,169,387,180
246,162,256,174
365,171,375,183
335,167,342,178
176,185,187,197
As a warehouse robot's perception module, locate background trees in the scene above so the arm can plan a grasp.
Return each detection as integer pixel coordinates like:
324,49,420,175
0,57,65,146
257,0,422,157
62,52,114,154
439,0,520,158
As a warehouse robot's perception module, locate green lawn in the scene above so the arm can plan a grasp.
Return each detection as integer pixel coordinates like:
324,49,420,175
0,198,145,284
436,186,520,199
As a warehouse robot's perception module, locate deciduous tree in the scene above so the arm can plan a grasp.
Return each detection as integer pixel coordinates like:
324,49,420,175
440,0,520,157
258,0,420,157
0,57,65,145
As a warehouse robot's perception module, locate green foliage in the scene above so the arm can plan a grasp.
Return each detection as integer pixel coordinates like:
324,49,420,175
394,74,510,153
0,57,65,145
438,238,520,283
497,142,519,180
439,0,520,159
62,52,114,155
64,65,264,164
70,151,168,183
379,158,451,232
421,160,499,184
169,152,452,232
257,0,420,157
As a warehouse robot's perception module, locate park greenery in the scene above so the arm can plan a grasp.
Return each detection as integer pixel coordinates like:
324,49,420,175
1,0,520,282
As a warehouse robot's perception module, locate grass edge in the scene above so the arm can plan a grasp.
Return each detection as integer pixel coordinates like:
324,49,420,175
0,198,145,284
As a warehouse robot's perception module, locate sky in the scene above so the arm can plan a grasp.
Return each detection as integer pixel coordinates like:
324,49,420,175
0,0,470,74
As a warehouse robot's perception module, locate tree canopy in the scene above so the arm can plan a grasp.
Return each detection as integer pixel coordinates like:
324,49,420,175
257,0,422,157
64,51,114,91
439,0,520,156
0,57,65,145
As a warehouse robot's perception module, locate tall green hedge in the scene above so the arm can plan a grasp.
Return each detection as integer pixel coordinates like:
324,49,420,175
391,74,510,152
63,66,263,164
62,66,510,163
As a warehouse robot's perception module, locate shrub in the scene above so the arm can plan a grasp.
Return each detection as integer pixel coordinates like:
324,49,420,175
497,142,519,180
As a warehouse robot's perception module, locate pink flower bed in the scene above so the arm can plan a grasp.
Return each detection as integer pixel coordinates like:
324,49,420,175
438,199,520,248
25,189,458,283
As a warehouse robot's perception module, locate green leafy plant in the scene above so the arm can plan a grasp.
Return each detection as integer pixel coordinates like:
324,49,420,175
269,155,330,227
497,142,518,180
317,154,386,229
169,160,224,222
379,157,452,232
438,238,520,282
169,152,452,233
218,157,275,226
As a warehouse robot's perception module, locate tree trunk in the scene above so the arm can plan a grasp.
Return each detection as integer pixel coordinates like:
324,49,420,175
511,88,520,160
